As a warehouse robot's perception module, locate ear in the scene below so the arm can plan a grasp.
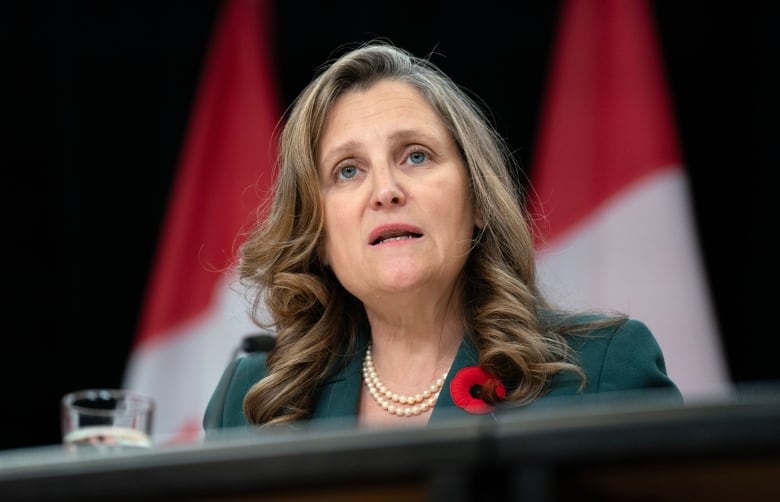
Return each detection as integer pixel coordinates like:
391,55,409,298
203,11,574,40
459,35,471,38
474,209,484,230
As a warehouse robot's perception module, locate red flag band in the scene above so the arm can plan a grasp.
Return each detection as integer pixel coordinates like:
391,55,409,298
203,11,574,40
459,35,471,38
123,0,280,443
529,0,730,397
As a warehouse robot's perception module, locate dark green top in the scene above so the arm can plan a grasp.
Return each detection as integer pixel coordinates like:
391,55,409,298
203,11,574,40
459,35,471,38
203,317,682,435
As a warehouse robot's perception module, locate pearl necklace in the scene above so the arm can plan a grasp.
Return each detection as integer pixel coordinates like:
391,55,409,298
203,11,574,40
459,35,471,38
362,343,449,417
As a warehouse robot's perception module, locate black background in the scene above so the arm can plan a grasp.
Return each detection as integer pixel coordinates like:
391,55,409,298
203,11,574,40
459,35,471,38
3,1,776,451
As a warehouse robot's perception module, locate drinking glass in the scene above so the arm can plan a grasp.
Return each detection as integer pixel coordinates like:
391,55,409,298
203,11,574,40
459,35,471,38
61,388,155,454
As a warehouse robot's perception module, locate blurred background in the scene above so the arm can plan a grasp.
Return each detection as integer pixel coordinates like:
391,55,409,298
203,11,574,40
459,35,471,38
3,0,775,450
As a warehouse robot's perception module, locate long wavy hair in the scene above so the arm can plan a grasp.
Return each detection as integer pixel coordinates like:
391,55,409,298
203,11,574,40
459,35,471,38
239,40,624,425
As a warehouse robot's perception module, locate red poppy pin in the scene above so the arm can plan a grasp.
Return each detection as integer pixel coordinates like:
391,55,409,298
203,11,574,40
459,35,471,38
450,365,506,414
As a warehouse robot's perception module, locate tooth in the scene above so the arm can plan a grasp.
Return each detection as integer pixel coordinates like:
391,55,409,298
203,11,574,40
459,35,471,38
381,235,412,243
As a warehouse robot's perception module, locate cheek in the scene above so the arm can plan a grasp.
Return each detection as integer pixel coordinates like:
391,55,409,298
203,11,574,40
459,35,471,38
320,199,351,265
447,184,478,231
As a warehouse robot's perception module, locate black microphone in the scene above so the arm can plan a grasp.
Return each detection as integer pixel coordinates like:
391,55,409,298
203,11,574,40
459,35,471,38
240,332,277,353
229,332,276,362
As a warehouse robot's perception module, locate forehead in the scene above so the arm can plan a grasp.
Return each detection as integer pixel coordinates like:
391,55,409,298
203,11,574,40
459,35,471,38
330,79,436,121
318,80,450,156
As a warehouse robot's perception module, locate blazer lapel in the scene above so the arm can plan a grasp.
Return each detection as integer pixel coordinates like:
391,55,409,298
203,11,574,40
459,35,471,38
310,336,367,423
309,334,481,424
430,336,480,422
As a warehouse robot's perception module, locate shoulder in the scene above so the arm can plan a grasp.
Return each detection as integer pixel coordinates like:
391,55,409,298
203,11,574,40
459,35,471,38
577,317,665,370
569,315,660,362
232,351,270,383
203,352,269,433
548,315,682,400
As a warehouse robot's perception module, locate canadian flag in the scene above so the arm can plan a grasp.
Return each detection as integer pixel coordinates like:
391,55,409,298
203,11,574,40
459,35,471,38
123,0,279,444
529,0,731,397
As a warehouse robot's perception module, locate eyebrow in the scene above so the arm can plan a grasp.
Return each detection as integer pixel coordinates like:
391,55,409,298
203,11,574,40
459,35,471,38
319,129,442,167
319,140,361,168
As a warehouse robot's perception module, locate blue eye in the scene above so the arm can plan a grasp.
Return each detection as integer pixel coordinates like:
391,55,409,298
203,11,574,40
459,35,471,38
338,165,358,180
408,150,427,164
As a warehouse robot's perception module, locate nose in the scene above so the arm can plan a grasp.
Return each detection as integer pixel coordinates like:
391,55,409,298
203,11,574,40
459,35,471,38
370,167,406,209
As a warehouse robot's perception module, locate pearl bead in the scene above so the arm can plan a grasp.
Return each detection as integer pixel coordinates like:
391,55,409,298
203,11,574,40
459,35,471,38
362,343,448,418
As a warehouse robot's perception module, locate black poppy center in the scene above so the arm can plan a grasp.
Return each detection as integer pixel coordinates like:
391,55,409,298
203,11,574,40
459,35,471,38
469,384,483,398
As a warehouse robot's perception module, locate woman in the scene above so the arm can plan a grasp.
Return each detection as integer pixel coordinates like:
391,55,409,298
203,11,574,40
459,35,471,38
203,40,681,433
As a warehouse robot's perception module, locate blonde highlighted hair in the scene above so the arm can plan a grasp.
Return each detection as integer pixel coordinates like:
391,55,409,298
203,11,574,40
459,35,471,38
239,40,619,425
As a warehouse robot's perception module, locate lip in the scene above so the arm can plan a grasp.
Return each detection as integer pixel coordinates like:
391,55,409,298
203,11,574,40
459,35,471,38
368,223,424,246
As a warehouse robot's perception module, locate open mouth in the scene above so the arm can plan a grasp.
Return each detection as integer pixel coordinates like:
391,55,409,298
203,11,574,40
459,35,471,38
370,230,423,246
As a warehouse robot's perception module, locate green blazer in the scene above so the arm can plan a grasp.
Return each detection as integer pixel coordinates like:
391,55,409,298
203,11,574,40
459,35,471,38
203,318,682,435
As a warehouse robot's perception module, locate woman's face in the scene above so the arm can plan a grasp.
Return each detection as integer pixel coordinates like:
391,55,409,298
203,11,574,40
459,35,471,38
316,80,479,305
